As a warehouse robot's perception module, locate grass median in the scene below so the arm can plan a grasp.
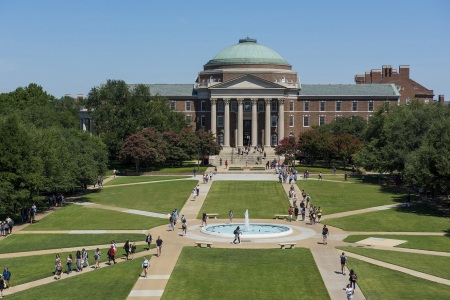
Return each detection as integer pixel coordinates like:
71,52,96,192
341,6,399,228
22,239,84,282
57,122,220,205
104,175,190,186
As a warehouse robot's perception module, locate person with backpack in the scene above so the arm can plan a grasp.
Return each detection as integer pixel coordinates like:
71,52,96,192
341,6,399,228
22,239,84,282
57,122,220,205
123,240,130,260
349,269,358,290
94,248,101,269
145,234,152,251
3,267,11,288
322,225,329,245
233,226,242,244
340,252,347,275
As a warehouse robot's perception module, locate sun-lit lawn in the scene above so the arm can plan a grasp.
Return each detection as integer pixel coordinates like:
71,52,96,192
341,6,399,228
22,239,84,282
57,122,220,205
344,256,450,299
344,235,450,253
22,204,167,231
338,246,450,280
197,181,289,219
162,248,328,300
296,180,405,214
0,233,146,254
6,255,144,300
84,180,195,213
104,175,190,186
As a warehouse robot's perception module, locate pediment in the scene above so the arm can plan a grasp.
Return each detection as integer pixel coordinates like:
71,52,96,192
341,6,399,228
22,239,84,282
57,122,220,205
210,75,286,90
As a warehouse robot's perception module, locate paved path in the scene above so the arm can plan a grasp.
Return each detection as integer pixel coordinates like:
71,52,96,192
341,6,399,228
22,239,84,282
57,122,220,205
2,171,449,300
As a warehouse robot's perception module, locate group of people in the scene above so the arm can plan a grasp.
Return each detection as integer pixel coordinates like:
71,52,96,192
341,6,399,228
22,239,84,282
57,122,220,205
0,216,14,236
340,252,358,298
46,193,65,207
192,184,200,199
202,172,213,184
167,210,188,236
20,203,37,224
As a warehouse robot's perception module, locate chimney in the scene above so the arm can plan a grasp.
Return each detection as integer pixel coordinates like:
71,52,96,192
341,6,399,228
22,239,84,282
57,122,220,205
399,65,410,78
77,94,84,101
365,72,371,83
64,94,72,98
439,95,444,104
371,69,382,82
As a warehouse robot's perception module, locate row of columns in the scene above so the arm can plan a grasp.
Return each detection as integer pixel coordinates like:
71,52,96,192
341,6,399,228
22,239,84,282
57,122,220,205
210,98,285,148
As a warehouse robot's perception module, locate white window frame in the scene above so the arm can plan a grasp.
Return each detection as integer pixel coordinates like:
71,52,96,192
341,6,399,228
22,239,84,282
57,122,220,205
185,101,191,111
289,115,294,127
303,115,309,127
368,100,374,112
320,100,326,112
304,101,309,112
336,100,342,112
200,116,206,127
170,100,176,110
271,101,278,112
352,100,358,112
289,101,294,112
319,115,325,126
271,115,277,127
217,115,224,127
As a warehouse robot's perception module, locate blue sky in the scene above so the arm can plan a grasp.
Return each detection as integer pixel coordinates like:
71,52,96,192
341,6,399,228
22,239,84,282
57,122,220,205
1,0,449,99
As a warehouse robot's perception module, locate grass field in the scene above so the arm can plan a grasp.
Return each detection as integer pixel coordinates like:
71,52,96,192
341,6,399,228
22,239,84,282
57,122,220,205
344,235,450,253
323,204,449,232
6,255,144,300
104,175,190,186
162,248,329,300
338,246,450,280
0,233,146,254
296,180,405,214
84,180,195,213
22,204,167,231
197,181,289,219
345,257,450,299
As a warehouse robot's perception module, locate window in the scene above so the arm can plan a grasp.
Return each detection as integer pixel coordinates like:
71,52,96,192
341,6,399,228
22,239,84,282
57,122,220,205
185,101,191,111
319,115,325,126
336,101,342,112
352,100,358,112
271,134,278,146
303,116,309,127
405,97,411,104
217,115,224,127
271,115,277,127
367,115,372,121
244,101,251,112
170,101,176,110
271,102,278,112
201,100,206,111
231,101,237,112
368,100,374,112
217,134,224,146
289,115,294,127
217,101,224,112
289,101,294,112
335,115,342,120
185,115,193,122
304,101,309,112
424,98,430,104
320,101,326,112
200,116,206,127
258,101,264,112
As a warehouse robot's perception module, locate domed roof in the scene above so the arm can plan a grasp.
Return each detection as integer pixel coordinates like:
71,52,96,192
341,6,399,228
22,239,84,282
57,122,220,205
205,38,290,67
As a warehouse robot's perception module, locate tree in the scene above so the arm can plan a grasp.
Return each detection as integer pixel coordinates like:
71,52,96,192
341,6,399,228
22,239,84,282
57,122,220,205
298,130,335,166
333,133,364,168
274,136,301,166
195,129,221,167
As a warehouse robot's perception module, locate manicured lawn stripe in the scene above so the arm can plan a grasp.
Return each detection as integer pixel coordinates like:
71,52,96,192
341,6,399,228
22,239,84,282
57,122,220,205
84,180,195,213
22,204,167,231
197,181,289,219
0,233,146,254
344,235,450,253
104,175,190,186
162,248,329,300
339,246,450,280
343,256,450,299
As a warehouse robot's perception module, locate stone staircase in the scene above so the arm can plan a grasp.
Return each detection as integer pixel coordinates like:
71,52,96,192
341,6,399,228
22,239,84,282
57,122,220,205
209,147,282,168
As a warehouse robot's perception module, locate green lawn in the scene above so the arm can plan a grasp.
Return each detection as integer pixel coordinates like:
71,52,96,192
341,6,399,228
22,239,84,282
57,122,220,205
344,257,450,299
296,180,405,214
104,175,190,186
323,204,449,232
6,255,145,300
197,181,289,219
344,235,450,253
0,233,146,254
84,180,195,213
162,248,328,300
22,204,167,231
338,246,450,280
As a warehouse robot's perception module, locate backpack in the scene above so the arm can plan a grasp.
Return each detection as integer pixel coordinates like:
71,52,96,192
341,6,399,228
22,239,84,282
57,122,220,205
340,255,346,264
233,229,238,234
94,253,99,260
351,274,357,281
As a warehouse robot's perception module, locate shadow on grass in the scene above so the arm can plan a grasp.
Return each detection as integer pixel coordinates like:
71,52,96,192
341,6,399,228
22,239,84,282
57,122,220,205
394,202,448,218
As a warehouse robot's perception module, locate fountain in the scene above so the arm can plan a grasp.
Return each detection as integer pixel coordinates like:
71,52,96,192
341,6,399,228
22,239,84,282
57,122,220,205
200,210,293,239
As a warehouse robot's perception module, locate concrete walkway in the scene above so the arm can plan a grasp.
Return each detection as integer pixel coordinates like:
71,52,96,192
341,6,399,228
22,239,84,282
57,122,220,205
2,171,449,300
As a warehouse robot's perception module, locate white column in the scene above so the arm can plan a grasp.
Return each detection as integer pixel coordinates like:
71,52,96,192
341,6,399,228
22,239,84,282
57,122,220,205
224,98,230,147
251,98,258,147
265,98,271,147
210,98,217,137
237,98,244,147
278,98,285,142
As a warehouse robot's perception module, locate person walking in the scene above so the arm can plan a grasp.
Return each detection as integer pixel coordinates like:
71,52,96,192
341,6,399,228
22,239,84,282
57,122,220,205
146,233,152,251
0,275,4,298
142,256,149,278
229,210,233,223
123,240,130,260
344,283,354,299
288,207,293,222
340,252,347,275
94,248,101,269
202,212,207,226
349,269,358,290
317,207,323,223
322,225,329,245
130,242,136,260
108,245,116,264
75,250,82,272
156,236,163,257
66,254,73,274
2,267,11,288
233,226,242,244
54,254,61,274
82,248,89,268
55,261,62,280
294,205,299,221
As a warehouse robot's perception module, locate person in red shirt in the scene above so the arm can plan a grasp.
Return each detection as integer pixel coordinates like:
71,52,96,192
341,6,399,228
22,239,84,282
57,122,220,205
108,245,116,264
288,207,293,222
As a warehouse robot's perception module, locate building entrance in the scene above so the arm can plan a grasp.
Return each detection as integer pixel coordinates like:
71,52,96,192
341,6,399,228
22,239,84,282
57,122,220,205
243,120,251,146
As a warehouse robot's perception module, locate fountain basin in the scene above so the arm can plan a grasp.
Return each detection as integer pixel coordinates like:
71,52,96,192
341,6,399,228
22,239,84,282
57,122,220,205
201,223,293,239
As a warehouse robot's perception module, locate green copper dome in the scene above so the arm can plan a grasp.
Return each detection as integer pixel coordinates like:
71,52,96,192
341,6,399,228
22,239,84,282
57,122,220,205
206,38,290,67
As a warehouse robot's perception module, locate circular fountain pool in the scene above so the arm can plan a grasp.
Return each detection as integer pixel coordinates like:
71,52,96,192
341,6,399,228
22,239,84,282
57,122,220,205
201,223,293,239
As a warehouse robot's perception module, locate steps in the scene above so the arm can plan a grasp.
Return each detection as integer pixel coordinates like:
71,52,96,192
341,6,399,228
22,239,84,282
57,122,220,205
210,147,283,167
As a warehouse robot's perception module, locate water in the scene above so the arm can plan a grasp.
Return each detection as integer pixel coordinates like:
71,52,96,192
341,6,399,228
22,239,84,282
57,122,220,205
201,223,293,239
244,209,250,231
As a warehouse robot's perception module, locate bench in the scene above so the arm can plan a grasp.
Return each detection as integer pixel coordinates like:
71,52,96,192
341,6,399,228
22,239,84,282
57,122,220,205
278,242,297,249
274,214,289,220
195,241,214,248
206,213,218,219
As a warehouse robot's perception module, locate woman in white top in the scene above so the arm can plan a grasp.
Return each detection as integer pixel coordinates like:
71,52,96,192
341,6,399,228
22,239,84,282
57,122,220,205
344,283,354,299
142,257,149,278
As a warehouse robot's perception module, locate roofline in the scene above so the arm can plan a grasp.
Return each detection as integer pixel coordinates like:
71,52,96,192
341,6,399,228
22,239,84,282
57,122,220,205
298,96,400,100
